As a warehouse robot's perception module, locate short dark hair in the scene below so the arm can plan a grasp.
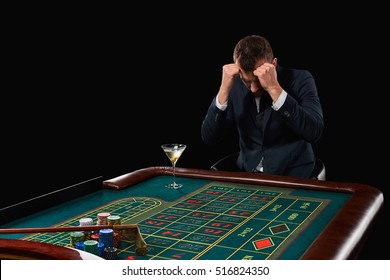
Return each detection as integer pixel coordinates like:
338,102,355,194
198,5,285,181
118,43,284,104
233,35,274,71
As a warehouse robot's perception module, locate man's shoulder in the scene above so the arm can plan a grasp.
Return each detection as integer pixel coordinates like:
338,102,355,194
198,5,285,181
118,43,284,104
277,65,313,80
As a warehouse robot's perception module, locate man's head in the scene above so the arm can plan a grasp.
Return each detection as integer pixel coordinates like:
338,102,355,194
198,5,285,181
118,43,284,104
234,35,276,95
233,35,274,72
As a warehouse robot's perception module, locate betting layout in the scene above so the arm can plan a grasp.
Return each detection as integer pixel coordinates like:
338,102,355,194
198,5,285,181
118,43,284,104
22,182,328,260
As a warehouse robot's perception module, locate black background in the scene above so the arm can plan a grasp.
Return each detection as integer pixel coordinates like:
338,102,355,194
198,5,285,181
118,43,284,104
2,9,387,259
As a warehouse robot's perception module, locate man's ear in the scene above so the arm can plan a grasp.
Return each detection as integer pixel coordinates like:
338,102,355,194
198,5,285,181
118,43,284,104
272,57,277,66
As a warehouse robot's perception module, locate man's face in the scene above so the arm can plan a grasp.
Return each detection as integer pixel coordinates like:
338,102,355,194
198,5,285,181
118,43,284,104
239,59,267,96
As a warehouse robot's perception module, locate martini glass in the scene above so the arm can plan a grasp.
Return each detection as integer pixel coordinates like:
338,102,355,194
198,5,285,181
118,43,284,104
161,143,187,189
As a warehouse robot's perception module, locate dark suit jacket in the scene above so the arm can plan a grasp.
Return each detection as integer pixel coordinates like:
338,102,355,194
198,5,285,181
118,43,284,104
201,65,324,178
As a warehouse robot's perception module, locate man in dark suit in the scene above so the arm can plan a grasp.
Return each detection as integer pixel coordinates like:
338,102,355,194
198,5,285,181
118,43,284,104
201,35,324,178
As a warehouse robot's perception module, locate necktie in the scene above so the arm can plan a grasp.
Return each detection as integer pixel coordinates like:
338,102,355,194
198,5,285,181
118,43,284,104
256,95,266,129
255,95,266,173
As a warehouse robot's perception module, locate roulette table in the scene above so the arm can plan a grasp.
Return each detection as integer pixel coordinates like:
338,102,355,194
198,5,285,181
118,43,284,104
0,166,384,260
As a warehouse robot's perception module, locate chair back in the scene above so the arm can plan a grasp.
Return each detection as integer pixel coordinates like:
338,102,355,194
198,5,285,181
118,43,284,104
311,158,326,180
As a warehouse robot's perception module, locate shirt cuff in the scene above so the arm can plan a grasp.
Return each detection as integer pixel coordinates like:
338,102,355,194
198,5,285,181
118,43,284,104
271,90,287,111
216,94,228,111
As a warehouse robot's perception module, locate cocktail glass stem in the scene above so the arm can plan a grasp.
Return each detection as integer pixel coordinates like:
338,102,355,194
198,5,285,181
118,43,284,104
172,162,177,188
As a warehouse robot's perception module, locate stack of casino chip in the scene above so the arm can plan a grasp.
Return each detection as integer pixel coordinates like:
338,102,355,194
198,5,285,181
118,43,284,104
83,240,99,255
98,228,114,248
70,231,85,248
75,241,84,250
103,247,118,260
88,235,106,257
79,217,94,238
90,232,100,242
99,228,118,259
97,212,111,226
107,215,122,245
107,215,121,226
107,215,121,231
97,242,105,257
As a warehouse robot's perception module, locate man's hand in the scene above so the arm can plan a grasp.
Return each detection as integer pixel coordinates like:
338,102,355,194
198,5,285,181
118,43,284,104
253,63,283,101
218,64,240,105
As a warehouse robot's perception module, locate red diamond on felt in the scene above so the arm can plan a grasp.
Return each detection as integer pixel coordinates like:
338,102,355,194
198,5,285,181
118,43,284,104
253,238,273,250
